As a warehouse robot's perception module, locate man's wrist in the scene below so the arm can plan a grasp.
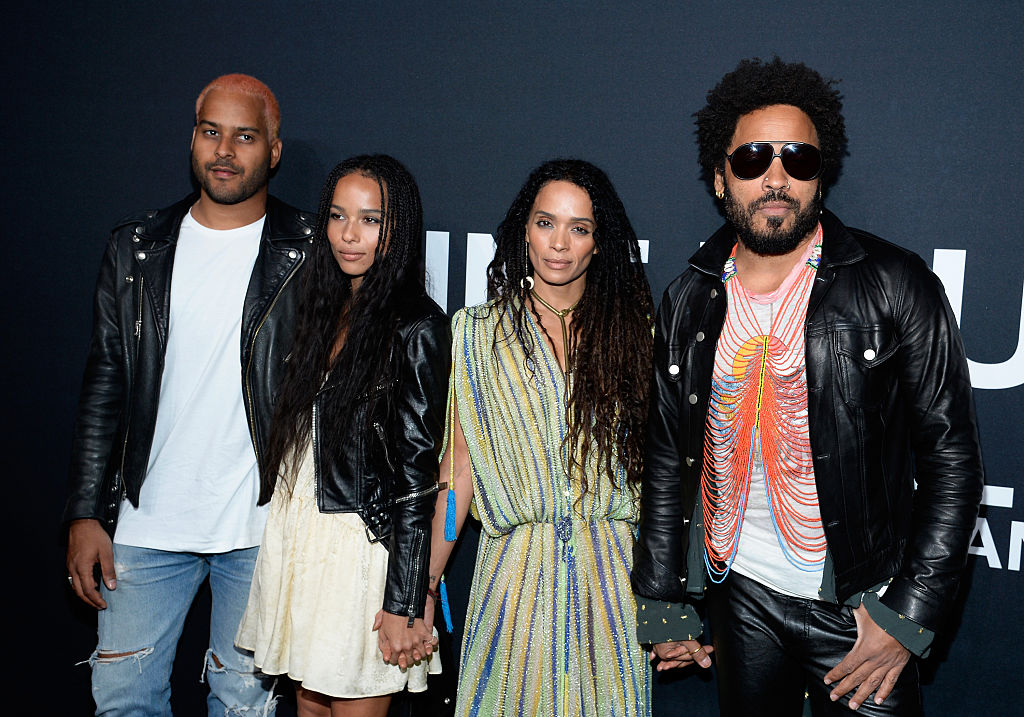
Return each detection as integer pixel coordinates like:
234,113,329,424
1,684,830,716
635,595,703,645
861,591,934,657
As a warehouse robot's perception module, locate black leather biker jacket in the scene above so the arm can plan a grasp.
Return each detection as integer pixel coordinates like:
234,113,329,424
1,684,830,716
291,288,449,620
632,210,984,633
63,194,314,535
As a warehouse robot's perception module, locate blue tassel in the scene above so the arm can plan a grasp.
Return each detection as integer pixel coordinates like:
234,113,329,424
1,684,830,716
439,577,454,633
444,489,457,541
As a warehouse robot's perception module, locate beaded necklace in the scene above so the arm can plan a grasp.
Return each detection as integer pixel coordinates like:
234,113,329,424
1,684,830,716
702,228,827,583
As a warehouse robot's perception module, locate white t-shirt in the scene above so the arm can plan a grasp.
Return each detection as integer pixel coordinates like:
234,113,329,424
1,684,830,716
728,295,826,600
115,210,269,552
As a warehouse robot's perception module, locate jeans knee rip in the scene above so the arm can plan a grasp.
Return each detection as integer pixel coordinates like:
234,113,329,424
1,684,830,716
83,646,155,674
200,648,260,684
200,650,278,717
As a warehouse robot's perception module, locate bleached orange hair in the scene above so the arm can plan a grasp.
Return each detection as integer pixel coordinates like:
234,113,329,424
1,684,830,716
195,73,281,140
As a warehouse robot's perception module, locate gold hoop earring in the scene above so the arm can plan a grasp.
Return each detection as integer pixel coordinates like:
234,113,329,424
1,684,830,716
715,189,724,199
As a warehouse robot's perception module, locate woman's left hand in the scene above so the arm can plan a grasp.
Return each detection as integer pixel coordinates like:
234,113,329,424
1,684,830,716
373,609,436,668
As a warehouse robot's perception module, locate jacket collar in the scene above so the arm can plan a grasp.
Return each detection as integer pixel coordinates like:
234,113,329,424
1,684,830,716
688,208,865,278
132,193,311,243
817,208,865,270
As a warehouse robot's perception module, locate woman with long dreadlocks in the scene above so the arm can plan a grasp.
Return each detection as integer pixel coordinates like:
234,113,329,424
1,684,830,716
235,155,447,717
424,159,654,716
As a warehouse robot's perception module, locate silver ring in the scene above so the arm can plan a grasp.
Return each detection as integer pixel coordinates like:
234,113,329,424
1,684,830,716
67,576,74,587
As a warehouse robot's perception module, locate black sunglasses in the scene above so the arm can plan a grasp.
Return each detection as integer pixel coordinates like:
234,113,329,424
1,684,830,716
725,142,823,182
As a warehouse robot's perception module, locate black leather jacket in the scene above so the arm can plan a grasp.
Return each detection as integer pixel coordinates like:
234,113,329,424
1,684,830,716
295,289,449,620
633,210,984,633
63,194,314,535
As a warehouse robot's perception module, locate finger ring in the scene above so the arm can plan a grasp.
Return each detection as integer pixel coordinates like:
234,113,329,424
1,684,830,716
67,576,74,587
691,646,705,655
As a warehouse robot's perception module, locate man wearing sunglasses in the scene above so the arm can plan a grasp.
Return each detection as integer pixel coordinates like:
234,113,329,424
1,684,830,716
633,58,983,716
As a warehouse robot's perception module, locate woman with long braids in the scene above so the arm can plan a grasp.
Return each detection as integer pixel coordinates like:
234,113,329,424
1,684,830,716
235,155,448,717
425,159,654,715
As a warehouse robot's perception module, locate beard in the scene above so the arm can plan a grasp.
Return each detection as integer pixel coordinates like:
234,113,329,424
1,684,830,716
723,185,821,256
191,153,271,205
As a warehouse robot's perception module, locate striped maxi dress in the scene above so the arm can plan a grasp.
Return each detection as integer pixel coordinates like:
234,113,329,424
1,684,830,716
448,302,651,717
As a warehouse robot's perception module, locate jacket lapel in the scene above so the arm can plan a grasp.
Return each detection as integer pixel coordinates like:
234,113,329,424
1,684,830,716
133,195,194,352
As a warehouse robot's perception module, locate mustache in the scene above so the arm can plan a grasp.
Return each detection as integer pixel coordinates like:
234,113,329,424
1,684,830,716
750,189,799,210
205,160,242,173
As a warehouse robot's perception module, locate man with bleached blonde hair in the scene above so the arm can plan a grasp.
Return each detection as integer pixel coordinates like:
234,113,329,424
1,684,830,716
64,73,313,716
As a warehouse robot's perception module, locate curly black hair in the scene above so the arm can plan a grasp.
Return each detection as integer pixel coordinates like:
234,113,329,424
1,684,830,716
696,57,848,188
485,159,654,497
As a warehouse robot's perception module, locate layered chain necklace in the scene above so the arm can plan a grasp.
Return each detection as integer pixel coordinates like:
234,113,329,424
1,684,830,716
702,229,827,582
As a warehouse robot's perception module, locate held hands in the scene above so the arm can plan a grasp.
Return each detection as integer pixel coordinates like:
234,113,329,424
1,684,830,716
650,639,714,671
66,518,116,609
373,609,437,669
823,604,910,711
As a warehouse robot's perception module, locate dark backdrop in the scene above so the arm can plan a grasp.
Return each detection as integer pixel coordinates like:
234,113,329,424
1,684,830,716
7,2,1021,714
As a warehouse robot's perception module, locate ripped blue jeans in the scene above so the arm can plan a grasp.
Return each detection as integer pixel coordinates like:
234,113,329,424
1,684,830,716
88,544,275,716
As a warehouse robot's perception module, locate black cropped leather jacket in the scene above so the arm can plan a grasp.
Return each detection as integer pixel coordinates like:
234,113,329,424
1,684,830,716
294,289,449,620
632,210,984,633
63,194,314,534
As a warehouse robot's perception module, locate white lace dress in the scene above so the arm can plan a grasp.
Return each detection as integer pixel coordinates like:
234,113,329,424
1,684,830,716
236,441,440,698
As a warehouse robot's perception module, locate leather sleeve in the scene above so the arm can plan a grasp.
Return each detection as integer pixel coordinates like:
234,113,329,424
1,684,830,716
632,286,689,603
63,234,126,527
879,253,984,631
381,313,451,618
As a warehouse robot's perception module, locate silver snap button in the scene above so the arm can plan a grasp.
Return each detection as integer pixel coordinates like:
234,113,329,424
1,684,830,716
668,364,680,376
288,250,298,259
136,252,147,261
303,227,312,235
710,289,718,298
132,236,140,243
124,275,134,283
688,394,698,404
863,348,876,361
696,331,705,342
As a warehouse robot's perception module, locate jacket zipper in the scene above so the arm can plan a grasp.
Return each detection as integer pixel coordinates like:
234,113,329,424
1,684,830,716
244,252,305,462
116,274,145,507
392,484,440,504
373,421,396,472
408,528,425,623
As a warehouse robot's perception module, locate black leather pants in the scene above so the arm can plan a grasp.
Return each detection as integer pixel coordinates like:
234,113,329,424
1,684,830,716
706,572,922,717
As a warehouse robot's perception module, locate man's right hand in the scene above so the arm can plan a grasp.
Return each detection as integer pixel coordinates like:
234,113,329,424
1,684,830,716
66,519,116,609
650,639,714,671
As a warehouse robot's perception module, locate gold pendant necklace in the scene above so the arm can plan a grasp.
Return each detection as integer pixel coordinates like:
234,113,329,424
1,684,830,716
530,289,580,374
